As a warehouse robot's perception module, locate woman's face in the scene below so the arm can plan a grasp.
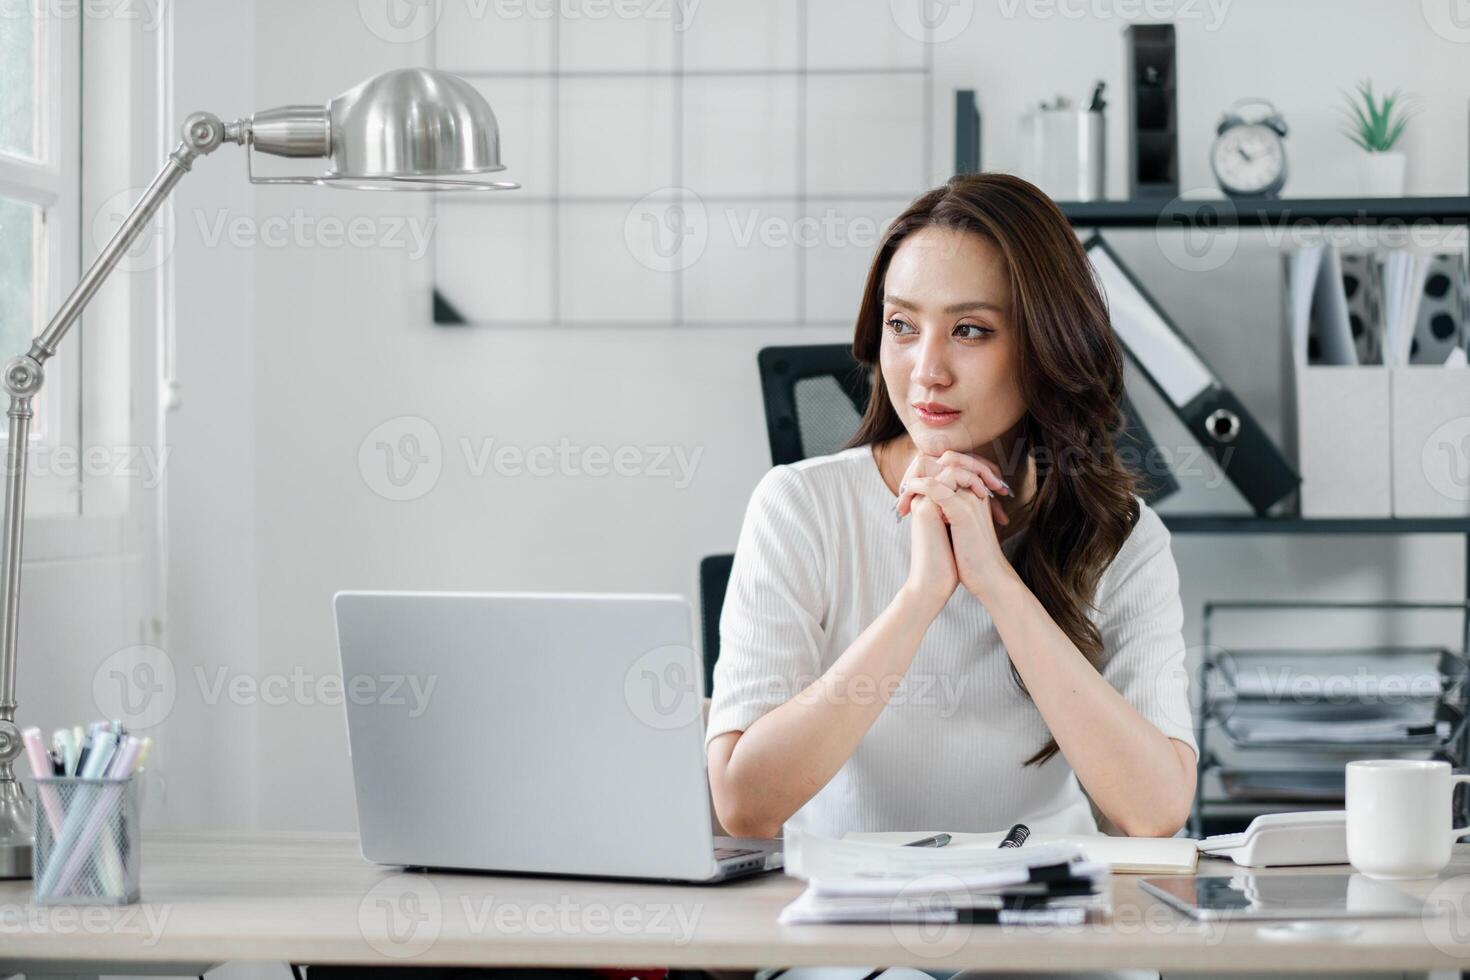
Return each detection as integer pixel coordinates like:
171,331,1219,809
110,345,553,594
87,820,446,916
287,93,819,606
879,225,1026,460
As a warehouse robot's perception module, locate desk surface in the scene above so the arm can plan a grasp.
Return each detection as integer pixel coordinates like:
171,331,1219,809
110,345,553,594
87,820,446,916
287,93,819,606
4,832,1470,973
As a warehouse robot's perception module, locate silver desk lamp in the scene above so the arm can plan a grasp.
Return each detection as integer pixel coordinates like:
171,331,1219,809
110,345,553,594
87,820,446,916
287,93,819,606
0,67,519,877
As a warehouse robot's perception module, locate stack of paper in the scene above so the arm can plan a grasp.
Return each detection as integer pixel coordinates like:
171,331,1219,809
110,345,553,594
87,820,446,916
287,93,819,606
779,830,1110,926
846,830,1198,875
1225,715,1450,745
1223,658,1446,699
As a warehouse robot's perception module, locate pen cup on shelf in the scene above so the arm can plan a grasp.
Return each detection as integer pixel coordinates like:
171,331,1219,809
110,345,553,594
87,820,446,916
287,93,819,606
32,776,142,905
1025,106,1106,202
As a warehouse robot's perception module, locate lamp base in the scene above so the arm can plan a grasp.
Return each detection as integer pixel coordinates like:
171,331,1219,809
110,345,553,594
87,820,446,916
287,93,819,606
0,772,34,879
0,840,31,879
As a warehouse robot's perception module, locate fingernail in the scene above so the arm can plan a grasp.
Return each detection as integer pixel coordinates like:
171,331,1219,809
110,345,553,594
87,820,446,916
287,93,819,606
999,480,1012,495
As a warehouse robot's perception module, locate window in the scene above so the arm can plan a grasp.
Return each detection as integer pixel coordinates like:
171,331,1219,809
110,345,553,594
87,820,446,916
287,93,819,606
0,8,82,515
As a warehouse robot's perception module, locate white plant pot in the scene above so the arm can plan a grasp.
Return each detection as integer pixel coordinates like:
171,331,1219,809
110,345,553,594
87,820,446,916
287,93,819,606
1360,151,1407,197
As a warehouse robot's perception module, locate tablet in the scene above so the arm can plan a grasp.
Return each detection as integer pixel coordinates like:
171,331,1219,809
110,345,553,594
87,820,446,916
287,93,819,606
1140,873,1430,921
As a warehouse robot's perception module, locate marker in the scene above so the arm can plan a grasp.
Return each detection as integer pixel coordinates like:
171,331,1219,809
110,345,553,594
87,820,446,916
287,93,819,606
52,728,79,776
20,728,65,837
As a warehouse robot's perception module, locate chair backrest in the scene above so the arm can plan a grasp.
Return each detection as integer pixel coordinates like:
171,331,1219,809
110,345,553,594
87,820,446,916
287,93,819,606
701,343,1177,692
757,344,873,465
699,553,733,695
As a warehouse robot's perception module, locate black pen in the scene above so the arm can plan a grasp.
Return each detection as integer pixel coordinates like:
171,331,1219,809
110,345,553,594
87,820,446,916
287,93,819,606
903,833,952,848
998,823,1030,848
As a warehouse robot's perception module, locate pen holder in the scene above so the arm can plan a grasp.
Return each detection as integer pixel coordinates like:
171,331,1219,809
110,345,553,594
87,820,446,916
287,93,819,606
32,776,142,905
1025,108,1106,202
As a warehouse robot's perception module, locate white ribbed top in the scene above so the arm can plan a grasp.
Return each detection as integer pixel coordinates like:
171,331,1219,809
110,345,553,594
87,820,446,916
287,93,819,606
706,444,1196,838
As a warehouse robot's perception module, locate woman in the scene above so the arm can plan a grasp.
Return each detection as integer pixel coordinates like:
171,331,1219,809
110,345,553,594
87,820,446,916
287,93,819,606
706,173,1197,847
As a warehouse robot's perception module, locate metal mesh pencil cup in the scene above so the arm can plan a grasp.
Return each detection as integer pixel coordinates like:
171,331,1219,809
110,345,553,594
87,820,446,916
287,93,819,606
32,776,142,904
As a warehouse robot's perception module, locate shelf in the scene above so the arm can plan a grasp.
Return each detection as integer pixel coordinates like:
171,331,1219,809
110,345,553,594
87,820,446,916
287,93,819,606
1159,514,1470,535
1059,195,1470,229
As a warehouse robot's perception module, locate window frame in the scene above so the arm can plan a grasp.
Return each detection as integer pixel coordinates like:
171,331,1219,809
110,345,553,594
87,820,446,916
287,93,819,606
0,8,83,518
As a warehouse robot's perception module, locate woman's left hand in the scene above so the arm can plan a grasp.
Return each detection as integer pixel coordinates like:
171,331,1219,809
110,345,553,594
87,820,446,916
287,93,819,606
897,451,1022,604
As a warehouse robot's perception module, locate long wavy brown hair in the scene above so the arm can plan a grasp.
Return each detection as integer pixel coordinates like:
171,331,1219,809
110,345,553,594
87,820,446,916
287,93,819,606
844,172,1139,766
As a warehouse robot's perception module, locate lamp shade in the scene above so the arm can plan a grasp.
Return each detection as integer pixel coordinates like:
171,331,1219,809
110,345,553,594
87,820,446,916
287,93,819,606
328,68,518,189
248,68,520,191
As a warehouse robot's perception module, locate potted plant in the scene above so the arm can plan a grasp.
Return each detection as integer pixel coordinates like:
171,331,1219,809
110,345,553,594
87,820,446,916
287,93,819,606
1340,79,1420,196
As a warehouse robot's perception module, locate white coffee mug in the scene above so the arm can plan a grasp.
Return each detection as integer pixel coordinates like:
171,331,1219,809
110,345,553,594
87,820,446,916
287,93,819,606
1345,759,1470,879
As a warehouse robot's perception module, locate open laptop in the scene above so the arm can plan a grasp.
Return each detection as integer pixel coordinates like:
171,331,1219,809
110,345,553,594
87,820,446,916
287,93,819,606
333,590,782,882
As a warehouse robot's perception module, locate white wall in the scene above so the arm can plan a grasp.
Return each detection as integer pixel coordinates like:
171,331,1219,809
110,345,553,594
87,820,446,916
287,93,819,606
155,0,259,828
155,0,1470,832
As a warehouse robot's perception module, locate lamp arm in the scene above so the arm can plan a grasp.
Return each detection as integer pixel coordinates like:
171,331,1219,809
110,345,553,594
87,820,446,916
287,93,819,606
0,111,246,829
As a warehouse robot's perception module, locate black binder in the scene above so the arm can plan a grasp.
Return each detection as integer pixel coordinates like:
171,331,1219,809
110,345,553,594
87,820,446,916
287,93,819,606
1084,234,1300,515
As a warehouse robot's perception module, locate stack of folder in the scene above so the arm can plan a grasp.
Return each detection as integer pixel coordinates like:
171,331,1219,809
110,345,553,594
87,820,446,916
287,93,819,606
779,831,1109,926
1211,647,1466,749
1203,645,1470,808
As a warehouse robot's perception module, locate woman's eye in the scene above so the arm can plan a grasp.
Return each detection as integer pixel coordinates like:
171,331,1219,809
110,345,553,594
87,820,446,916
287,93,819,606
886,317,915,336
955,323,993,340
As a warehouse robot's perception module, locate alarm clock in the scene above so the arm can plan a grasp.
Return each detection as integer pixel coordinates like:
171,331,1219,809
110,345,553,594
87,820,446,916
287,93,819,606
1211,98,1289,198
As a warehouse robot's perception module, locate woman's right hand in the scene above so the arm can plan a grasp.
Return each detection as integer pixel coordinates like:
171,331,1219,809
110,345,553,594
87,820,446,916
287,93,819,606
902,493,959,617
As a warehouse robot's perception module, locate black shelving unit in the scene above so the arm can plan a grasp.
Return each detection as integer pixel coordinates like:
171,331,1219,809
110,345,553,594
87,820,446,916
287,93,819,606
1060,195,1470,229
1064,196,1470,608
1069,195,1470,834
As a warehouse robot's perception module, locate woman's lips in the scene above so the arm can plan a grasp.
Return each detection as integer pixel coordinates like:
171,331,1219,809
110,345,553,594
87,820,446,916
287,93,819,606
913,405,961,426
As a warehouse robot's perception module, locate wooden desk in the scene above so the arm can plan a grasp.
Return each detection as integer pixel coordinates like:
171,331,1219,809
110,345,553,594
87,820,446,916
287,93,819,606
3,832,1470,975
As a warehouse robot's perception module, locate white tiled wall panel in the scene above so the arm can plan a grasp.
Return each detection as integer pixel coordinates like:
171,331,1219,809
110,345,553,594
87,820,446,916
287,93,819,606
681,75,800,198
436,202,556,322
803,198,910,323
436,3,555,73
559,76,678,197
681,0,801,71
805,0,930,69
559,203,678,322
683,201,802,322
805,73,927,197
432,0,928,325
557,0,678,71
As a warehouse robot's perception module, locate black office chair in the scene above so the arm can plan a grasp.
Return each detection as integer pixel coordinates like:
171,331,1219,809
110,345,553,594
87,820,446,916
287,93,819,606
757,344,873,465
700,343,1176,692
698,553,734,696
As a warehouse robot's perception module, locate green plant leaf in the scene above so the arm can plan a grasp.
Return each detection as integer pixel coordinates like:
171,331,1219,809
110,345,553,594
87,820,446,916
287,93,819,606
1384,116,1409,150
1341,79,1418,152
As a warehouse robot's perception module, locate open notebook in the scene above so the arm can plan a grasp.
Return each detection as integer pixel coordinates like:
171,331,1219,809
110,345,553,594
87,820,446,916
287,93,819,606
846,831,1199,875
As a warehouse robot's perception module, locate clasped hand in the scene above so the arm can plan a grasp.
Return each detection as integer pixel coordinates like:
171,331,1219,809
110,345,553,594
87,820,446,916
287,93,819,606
897,450,1021,608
